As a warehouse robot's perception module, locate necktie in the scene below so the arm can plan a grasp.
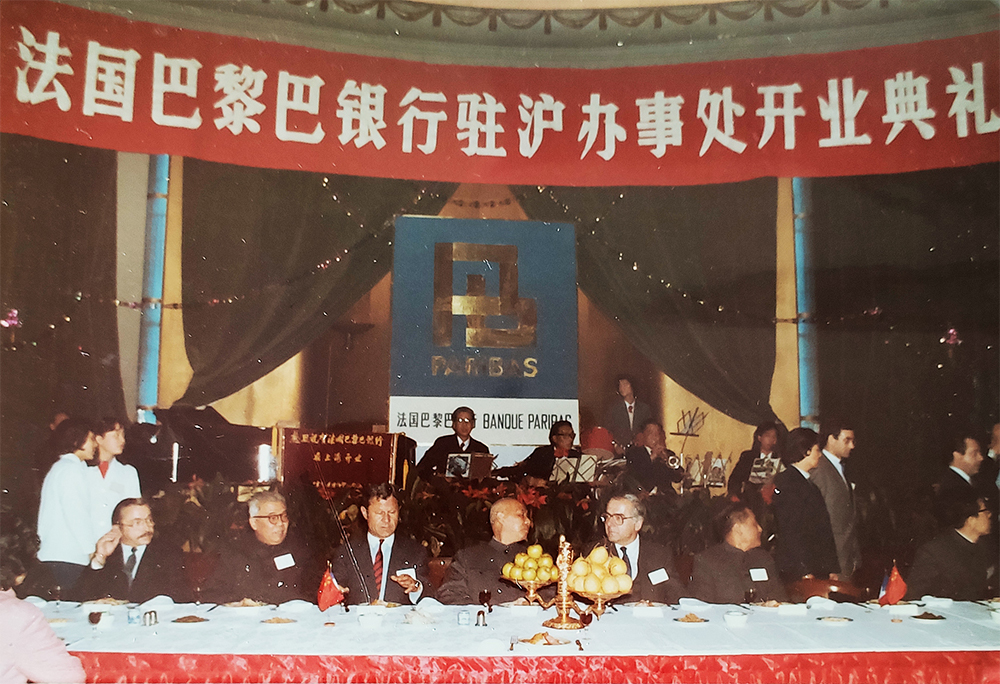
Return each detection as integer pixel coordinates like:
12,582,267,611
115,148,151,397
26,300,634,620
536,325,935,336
373,540,384,600
124,547,137,586
620,546,632,578
627,404,634,428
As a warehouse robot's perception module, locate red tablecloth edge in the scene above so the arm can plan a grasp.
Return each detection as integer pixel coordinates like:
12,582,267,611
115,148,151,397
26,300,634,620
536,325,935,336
72,650,1000,684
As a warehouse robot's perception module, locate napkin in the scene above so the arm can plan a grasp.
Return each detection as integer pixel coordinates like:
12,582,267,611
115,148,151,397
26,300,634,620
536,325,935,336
806,596,836,610
140,595,175,610
415,597,446,613
279,599,316,613
921,596,954,609
679,598,709,610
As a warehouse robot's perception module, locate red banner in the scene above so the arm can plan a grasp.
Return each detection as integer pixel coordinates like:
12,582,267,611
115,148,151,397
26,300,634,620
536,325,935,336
3,1,997,186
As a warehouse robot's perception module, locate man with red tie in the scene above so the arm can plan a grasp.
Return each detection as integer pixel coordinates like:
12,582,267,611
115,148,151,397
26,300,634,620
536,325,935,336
331,483,430,605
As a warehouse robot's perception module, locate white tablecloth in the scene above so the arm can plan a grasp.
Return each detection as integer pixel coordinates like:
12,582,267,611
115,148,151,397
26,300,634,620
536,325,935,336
36,597,1000,657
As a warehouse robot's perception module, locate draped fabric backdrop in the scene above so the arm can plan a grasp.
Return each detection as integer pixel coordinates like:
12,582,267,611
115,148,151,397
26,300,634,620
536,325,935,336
178,160,456,406
513,181,779,428
0,133,126,480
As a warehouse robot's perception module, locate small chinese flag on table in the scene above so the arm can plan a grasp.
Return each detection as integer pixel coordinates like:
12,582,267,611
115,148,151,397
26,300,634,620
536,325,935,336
318,565,345,611
878,563,907,606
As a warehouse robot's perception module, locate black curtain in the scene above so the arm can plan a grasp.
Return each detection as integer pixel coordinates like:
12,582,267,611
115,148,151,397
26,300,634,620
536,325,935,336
812,163,1000,503
0,133,125,490
178,160,456,406
513,180,779,427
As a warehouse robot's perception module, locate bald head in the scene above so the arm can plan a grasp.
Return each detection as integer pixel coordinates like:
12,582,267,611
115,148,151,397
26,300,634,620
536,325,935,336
490,498,531,546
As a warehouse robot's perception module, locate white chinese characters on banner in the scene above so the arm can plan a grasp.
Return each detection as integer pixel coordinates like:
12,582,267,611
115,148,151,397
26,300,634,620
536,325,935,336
636,91,684,158
337,80,388,149
9,23,1000,164
397,87,447,154
457,92,507,157
83,41,140,122
882,71,935,144
697,87,747,156
152,53,202,130
579,93,626,161
818,78,872,148
946,62,1000,138
214,64,267,135
517,93,564,159
275,71,325,144
15,28,72,112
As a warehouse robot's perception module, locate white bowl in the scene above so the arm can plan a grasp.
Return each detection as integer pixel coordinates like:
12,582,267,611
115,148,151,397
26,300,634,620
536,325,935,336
723,611,749,627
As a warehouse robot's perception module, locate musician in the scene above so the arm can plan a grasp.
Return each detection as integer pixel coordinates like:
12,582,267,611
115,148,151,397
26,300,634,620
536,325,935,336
331,483,430,605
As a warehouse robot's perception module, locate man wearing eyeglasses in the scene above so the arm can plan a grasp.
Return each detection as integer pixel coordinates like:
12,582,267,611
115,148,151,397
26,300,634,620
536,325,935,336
74,498,190,603
204,490,318,604
495,421,581,486
590,494,684,604
416,407,490,478
905,492,996,601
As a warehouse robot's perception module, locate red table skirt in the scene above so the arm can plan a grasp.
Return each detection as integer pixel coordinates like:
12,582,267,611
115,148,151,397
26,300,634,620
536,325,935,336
73,650,1000,684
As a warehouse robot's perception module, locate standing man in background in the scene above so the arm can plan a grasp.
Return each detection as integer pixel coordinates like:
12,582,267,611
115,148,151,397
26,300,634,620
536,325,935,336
603,375,652,454
811,418,860,578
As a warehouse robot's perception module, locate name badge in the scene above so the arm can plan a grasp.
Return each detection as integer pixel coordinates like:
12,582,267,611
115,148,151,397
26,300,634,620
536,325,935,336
647,568,669,585
273,553,295,571
749,567,768,582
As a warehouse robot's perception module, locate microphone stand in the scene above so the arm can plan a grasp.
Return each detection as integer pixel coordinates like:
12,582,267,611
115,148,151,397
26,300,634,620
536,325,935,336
313,466,372,605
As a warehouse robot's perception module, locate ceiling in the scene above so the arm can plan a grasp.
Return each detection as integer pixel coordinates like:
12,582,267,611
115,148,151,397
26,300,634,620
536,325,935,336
59,0,999,67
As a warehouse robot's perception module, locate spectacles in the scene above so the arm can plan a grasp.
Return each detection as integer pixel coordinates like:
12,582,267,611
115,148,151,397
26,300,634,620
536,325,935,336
252,513,289,525
555,432,576,439
118,517,154,528
600,513,636,525
455,417,474,424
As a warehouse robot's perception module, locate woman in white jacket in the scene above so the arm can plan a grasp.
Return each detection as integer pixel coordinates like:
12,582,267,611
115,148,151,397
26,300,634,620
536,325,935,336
89,418,141,540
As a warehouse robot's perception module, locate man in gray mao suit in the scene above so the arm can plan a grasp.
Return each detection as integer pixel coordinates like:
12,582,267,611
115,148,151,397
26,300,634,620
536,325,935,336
810,418,860,578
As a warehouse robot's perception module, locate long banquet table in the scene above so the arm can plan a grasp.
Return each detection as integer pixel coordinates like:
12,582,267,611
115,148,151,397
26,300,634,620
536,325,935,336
34,596,1000,683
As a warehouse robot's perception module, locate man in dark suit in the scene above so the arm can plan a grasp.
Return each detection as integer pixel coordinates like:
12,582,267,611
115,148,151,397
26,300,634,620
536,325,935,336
603,376,652,454
772,428,840,582
811,418,860,578
905,491,995,601
590,494,684,603
74,498,190,603
331,483,430,605
203,490,319,604
437,498,530,605
688,501,787,604
416,407,490,478
937,435,983,500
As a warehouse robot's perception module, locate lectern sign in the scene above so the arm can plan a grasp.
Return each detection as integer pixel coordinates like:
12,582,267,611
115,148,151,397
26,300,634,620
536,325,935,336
390,216,578,445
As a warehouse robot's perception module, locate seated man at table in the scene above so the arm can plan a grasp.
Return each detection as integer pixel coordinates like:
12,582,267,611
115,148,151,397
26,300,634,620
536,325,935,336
587,494,684,604
437,498,530,605
904,492,996,601
688,501,787,604
203,491,319,605
74,497,191,603
331,482,430,605
416,407,490,478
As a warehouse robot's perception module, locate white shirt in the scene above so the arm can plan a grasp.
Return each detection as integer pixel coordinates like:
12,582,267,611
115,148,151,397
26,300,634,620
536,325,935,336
120,544,147,580
367,533,422,603
793,464,811,479
821,449,848,485
949,465,972,484
618,536,641,581
624,401,636,429
89,458,141,540
37,454,95,565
